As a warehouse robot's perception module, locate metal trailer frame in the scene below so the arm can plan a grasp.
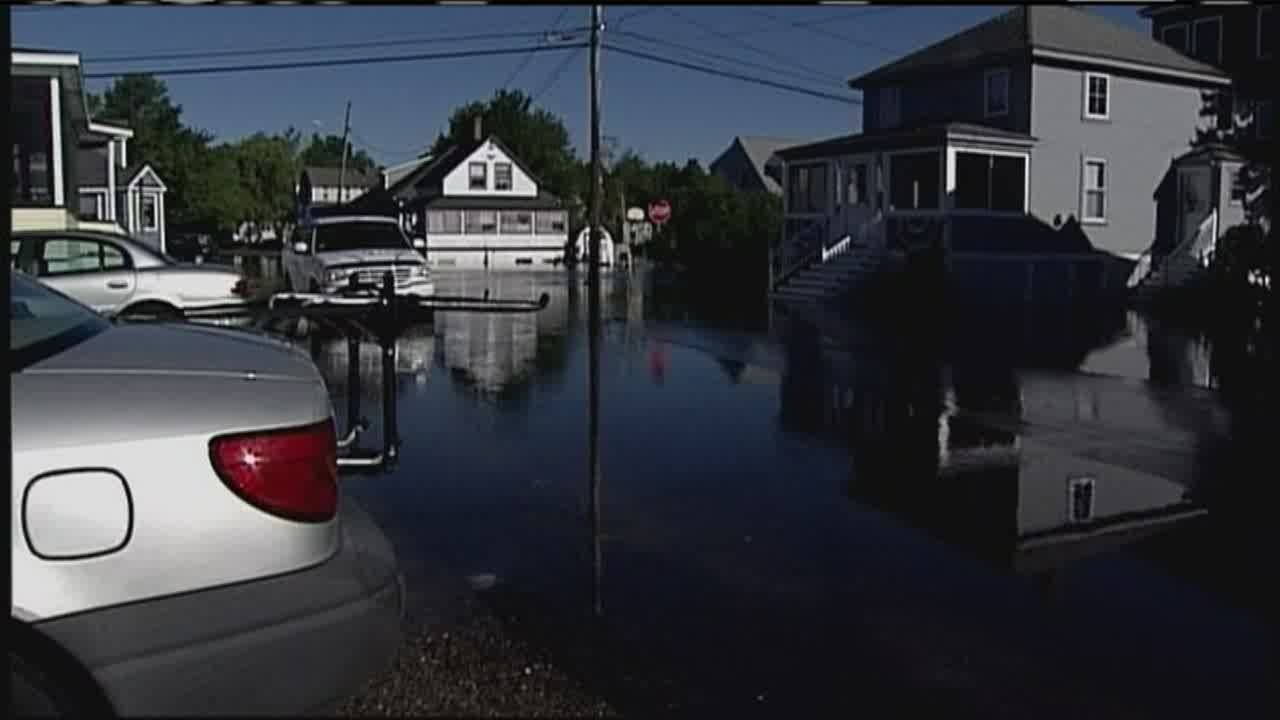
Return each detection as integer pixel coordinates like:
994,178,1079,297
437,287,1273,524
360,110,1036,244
181,271,549,475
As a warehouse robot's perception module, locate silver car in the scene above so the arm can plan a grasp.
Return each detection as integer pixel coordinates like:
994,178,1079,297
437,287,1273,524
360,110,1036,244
10,271,403,716
11,230,252,320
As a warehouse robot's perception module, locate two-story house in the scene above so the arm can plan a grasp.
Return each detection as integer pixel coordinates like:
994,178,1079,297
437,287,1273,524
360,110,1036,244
76,121,170,252
773,6,1230,305
11,48,92,233
345,121,570,270
296,165,379,207
709,136,805,195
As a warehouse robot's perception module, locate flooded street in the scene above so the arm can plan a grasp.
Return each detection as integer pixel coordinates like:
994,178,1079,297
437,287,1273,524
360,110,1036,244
287,270,1270,717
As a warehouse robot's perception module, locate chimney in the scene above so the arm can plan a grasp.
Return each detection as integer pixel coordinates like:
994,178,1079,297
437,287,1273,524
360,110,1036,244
473,116,483,142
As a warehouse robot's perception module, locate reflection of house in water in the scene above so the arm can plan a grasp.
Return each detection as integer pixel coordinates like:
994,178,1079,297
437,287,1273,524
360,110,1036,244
311,323,436,400
432,272,571,395
846,367,1212,576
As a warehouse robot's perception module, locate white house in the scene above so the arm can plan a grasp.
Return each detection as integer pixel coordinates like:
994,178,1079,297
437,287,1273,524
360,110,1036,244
297,166,379,207
11,48,91,233
363,124,570,270
76,121,170,252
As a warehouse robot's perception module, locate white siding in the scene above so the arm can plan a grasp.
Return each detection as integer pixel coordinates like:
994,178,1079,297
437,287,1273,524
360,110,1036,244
442,140,538,198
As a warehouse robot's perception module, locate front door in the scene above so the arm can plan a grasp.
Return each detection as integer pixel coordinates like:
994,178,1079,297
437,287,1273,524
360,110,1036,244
840,154,877,244
1176,166,1213,252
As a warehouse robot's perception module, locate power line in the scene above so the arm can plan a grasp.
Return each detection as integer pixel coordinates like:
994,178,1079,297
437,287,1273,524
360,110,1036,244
604,43,861,106
612,28,850,90
349,127,428,158
726,6,908,38
84,43,588,79
502,7,570,91
662,6,847,86
611,7,659,27
743,7,899,56
530,45,584,105
85,28,584,64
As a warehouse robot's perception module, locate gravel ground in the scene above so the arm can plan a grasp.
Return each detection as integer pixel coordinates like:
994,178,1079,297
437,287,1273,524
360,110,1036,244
337,604,617,718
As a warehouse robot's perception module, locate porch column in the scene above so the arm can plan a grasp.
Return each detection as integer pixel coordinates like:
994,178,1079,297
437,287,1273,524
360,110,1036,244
49,77,64,207
107,141,117,221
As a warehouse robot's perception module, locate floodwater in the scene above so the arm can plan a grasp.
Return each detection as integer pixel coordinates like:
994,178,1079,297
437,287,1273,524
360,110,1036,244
281,270,1272,718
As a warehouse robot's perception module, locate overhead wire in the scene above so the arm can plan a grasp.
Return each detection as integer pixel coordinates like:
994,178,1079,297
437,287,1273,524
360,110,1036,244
604,43,861,106
611,28,851,90
726,6,908,38
501,7,570,91
85,28,584,64
530,45,585,105
743,7,900,56
661,6,847,86
84,43,588,79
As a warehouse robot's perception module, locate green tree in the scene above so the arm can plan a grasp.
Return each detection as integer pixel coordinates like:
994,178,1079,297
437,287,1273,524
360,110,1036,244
92,75,216,228
298,133,377,174
430,89,583,207
233,132,299,237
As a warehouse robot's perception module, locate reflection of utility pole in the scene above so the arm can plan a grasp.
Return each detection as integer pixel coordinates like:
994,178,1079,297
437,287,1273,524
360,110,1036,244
587,3,605,620
338,100,352,204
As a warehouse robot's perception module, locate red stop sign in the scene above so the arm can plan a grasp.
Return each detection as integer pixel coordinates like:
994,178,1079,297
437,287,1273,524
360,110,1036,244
647,200,671,225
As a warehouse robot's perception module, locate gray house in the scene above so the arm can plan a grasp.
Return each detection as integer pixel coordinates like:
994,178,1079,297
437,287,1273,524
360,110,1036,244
709,136,804,195
772,6,1230,305
75,121,169,252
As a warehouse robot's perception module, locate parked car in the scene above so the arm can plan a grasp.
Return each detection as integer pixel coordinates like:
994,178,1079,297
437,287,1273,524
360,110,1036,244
283,215,434,297
11,230,252,321
10,270,403,716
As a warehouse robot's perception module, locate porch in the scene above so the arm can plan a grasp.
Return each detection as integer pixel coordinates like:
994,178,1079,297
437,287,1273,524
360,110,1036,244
772,122,1042,304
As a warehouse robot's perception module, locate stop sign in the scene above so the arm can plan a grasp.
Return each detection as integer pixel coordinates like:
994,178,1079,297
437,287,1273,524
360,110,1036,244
647,199,671,225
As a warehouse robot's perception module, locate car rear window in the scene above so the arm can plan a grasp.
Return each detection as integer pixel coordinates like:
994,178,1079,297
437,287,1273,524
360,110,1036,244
10,270,110,365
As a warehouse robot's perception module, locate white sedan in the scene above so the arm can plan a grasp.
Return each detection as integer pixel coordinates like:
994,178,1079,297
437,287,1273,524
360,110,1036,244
12,230,253,321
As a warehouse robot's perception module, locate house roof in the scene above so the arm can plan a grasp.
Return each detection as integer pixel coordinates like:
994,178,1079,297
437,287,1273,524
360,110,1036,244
388,134,561,208
716,136,807,193
777,121,1036,162
848,6,1228,89
303,166,379,188
124,163,168,191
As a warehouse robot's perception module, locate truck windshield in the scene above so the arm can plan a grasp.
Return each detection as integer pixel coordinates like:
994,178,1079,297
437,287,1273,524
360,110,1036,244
314,222,410,253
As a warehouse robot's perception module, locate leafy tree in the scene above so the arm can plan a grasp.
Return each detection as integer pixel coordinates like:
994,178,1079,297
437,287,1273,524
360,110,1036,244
233,132,299,237
298,133,377,174
182,144,246,232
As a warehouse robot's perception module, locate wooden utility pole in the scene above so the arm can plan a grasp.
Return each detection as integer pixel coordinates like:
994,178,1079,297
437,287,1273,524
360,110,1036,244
338,100,352,203
587,3,604,619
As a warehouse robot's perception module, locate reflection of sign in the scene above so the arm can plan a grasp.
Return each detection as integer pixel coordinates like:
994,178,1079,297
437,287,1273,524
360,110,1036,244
626,206,645,222
647,199,672,225
1067,475,1096,524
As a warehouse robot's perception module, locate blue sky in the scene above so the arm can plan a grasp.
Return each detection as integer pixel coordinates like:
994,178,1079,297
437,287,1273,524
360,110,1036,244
12,3,1148,168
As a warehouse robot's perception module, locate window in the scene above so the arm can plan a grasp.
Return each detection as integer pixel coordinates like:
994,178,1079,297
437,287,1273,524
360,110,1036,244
468,162,487,190
535,210,568,234
495,162,513,190
787,163,828,213
1258,100,1274,139
78,192,103,221
11,77,56,207
41,239,107,276
1083,73,1110,120
1192,17,1222,66
984,68,1010,118
427,210,462,234
314,221,413,252
888,151,940,211
1161,22,1189,54
464,209,497,234
500,210,533,234
847,163,869,206
1262,7,1275,60
1081,158,1107,223
102,243,127,271
879,86,901,129
141,193,159,231
954,152,1026,212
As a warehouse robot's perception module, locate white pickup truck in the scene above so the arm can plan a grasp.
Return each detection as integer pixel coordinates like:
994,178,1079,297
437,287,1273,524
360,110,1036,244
283,215,434,296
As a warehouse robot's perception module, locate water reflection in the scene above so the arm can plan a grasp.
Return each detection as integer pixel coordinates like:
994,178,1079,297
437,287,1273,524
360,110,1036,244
312,322,436,401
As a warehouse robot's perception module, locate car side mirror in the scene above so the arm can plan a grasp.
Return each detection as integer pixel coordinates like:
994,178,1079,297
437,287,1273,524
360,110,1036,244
412,237,426,250
292,241,310,254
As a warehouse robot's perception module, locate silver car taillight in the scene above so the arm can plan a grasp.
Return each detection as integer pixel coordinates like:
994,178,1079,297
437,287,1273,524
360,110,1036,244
209,420,338,523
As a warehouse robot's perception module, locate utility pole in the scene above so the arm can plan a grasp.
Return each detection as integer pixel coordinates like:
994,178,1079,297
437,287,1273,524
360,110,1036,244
338,100,352,204
587,3,604,620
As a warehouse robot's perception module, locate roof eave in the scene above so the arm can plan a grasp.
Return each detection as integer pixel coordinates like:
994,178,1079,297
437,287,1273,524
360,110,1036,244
1030,48,1230,86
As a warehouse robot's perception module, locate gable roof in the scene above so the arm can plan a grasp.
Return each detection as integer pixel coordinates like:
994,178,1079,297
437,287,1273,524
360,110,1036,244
715,136,807,193
849,6,1228,89
303,165,379,189
387,134,559,206
124,163,168,191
